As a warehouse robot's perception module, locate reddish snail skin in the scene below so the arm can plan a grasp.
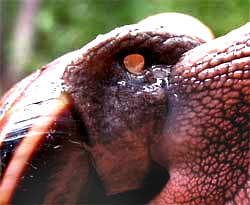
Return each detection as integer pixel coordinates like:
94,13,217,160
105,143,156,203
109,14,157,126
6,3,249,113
0,13,249,204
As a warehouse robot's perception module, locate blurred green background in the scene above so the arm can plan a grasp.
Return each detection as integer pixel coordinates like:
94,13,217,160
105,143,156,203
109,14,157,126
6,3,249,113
1,0,249,95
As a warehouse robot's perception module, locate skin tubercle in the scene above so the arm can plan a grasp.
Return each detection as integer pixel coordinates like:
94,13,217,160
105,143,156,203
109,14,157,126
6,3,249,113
173,23,250,81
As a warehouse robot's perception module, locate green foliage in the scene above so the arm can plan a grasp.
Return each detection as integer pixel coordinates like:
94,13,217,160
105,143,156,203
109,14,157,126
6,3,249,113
5,0,250,71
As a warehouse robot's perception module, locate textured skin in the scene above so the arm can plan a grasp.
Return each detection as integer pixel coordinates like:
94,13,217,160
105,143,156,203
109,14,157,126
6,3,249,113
63,24,203,196
151,23,250,204
0,17,249,204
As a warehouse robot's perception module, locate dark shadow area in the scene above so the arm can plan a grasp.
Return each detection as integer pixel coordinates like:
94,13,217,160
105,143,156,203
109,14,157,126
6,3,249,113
87,162,169,204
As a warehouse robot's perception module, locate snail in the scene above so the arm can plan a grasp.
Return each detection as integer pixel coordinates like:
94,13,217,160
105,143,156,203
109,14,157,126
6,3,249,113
0,13,249,204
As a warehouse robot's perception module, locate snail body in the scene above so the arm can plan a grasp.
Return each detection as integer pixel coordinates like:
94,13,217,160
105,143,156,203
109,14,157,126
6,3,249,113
0,13,249,204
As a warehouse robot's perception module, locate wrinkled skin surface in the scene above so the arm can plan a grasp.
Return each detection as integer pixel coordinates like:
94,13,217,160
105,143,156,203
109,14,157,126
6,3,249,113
151,23,250,205
0,14,249,205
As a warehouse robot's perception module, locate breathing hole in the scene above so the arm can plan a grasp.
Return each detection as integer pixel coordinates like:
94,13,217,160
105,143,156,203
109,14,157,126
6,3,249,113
123,54,145,75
